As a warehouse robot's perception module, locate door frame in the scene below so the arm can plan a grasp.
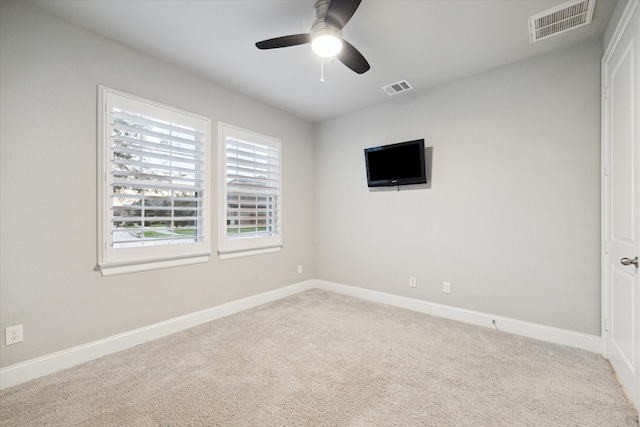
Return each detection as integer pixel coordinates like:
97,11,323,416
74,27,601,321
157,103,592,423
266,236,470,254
601,0,639,411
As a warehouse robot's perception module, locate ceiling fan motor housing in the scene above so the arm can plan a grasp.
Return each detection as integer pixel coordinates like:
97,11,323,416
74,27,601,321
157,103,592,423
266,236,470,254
314,0,332,19
312,0,343,57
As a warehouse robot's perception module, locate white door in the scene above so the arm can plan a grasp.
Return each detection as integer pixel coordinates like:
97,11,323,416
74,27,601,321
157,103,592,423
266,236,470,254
603,1,640,411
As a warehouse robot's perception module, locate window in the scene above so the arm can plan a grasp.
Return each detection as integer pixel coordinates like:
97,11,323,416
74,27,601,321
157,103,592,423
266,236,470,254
98,87,211,275
219,123,281,259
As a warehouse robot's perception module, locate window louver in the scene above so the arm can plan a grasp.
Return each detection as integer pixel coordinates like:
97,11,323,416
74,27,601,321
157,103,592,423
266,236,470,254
110,108,205,248
225,138,279,239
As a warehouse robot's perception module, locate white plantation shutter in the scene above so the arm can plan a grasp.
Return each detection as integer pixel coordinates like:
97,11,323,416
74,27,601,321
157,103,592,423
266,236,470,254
219,124,282,258
98,87,211,275
111,109,205,247
226,139,279,237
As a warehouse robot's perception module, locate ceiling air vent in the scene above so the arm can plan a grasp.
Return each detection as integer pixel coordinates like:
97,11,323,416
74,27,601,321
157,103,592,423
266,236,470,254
382,80,413,96
528,0,596,43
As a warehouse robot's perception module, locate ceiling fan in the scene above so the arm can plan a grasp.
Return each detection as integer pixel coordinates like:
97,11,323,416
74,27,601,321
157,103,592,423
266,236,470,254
255,0,370,75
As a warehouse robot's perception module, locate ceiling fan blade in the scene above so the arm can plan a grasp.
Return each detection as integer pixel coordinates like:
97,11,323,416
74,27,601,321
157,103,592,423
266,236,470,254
337,40,370,74
256,34,311,50
324,0,362,30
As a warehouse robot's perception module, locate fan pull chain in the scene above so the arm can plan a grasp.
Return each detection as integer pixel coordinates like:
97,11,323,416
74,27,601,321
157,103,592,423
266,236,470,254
320,57,336,83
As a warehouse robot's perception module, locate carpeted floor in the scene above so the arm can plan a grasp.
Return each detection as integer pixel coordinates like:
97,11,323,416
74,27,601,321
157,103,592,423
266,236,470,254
0,289,638,426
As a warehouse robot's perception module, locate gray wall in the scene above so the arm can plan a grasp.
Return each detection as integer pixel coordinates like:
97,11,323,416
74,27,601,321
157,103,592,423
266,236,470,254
0,0,606,371
604,0,632,49
0,1,315,368
313,39,603,335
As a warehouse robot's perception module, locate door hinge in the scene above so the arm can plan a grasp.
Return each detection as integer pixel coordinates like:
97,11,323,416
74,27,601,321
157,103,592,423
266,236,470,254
603,163,609,177
604,318,608,332
604,241,609,254
603,87,609,99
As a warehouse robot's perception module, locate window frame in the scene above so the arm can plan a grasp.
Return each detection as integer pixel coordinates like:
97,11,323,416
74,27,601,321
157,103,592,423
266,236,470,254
218,123,282,259
97,86,211,276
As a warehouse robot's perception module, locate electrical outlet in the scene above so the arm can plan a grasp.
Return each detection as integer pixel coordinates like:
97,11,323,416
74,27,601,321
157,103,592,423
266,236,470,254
409,276,417,288
5,325,23,345
297,265,303,275
443,281,451,294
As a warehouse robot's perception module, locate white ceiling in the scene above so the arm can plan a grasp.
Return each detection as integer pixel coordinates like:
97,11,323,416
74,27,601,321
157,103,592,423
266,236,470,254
29,0,616,123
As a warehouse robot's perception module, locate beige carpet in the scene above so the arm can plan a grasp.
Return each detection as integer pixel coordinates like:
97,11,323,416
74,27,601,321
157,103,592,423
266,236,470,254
0,289,637,426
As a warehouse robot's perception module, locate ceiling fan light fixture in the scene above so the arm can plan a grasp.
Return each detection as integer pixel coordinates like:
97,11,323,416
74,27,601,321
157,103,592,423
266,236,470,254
255,0,370,74
311,27,343,57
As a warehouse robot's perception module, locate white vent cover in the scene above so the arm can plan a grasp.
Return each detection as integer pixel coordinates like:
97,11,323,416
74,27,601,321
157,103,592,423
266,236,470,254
382,80,413,96
528,0,596,43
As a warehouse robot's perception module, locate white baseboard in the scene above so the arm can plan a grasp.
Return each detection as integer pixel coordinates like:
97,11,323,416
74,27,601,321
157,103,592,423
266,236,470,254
0,280,315,390
312,279,602,354
1,278,602,390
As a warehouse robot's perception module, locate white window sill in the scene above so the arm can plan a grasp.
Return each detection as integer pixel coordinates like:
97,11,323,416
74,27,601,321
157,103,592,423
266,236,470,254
99,254,210,276
218,245,282,260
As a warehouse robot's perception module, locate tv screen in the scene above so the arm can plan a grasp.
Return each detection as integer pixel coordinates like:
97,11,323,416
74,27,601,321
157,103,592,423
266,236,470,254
364,139,426,187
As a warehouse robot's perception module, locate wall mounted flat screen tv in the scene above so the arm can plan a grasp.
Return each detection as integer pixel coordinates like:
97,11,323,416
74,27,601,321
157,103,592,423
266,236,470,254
364,139,426,187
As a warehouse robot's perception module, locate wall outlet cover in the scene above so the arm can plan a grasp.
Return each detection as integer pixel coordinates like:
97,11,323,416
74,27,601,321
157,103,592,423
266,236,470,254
443,282,451,294
5,325,23,345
